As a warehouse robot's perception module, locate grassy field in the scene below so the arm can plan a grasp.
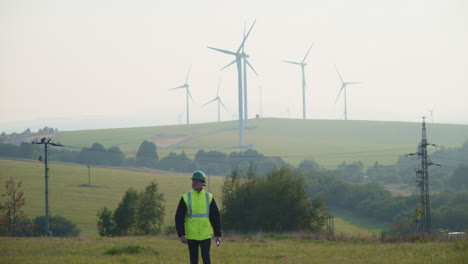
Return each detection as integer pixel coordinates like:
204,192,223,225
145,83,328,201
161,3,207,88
0,159,224,236
0,159,385,237
0,235,466,264
48,118,468,167
332,210,386,236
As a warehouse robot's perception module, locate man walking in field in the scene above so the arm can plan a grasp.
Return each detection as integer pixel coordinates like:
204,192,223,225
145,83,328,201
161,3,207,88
175,170,221,264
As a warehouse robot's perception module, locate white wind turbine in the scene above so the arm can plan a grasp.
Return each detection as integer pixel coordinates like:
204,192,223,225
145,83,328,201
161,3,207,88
208,21,256,147
283,43,314,120
219,24,258,126
335,66,360,120
203,78,229,122
426,106,436,123
170,65,194,125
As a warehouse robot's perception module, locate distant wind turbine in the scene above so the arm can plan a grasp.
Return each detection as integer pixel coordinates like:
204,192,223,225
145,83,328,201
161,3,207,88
208,20,256,147
203,78,229,122
218,23,258,127
170,65,193,125
283,43,314,119
335,66,360,120
426,106,436,123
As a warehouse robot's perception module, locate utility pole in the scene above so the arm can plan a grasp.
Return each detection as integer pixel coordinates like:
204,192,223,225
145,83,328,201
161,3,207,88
88,161,91,185
32,137,63,237
409,117,439,234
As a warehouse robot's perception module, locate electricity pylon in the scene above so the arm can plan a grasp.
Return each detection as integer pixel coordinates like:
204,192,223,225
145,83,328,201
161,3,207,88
409,117,440,234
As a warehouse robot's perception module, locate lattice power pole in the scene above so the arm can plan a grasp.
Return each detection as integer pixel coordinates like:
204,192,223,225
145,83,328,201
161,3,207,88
409,117,439,234
32,137,63,236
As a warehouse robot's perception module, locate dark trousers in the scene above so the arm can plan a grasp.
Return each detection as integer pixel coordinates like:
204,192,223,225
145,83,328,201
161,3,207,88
187,239,211,264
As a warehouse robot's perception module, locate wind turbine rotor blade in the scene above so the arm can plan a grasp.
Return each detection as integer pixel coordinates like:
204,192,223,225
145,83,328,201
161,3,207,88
245,59,258,76
335,85,345,103
203,98,217,106
187,88,194,103
208,46,236,56
242,22,246,53
237,20,256,54
302,42,315,63
219,99,229,112
346,82,360,85
283,60,302,65
217,78,221,96
220,59,237,71
185,65,192,84
335,65,344,84
169,85,185,90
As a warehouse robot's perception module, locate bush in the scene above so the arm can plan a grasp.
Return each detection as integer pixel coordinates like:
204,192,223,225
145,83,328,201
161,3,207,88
97,181,165,236
13,215,80,237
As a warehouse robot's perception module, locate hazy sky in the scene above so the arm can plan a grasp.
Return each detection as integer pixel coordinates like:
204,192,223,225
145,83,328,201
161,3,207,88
1,0,467,133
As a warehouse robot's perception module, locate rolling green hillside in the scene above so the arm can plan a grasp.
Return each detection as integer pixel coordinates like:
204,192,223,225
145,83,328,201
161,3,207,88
52,118,468,167
1,159,384,237
0,159,224,236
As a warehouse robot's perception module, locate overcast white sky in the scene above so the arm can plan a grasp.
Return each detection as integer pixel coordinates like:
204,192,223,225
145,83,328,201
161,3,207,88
1,0,467,133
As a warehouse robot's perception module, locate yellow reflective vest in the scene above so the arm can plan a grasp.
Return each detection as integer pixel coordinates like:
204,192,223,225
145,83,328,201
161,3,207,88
182,189,213,240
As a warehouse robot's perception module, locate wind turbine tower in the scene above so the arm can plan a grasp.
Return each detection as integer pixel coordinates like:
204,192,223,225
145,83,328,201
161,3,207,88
208,21,256,147
283,43,314,119
170,65,193,125
427,106,436,123
335,66,360,120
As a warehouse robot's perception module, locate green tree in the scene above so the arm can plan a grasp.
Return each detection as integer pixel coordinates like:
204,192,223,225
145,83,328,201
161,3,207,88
298,159,320,172
136,141,159,168
447,164,468,192
221,166,328,232
0,177,25,236
113,188,139,235
96,182,166,236
158,151,196,172
108,146,125,166
136,181,165,234
338,161,365,183
97,207,114,236
194,150,229,175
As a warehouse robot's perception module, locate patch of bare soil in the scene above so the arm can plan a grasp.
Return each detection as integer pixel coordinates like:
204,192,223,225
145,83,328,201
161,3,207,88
153,135,191,148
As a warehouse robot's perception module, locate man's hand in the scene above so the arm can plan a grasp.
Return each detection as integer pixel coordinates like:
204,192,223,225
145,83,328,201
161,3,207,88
215,236,221,246
179,235,188,244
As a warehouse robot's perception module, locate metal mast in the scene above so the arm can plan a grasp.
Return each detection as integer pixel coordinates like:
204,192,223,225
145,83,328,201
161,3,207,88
412,117,439,233
32,137,63,236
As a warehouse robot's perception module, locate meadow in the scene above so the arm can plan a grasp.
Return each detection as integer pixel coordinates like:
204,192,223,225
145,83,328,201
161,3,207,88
51,118,468,167
1,159,466,264
0,235,466,264
1,159,381,237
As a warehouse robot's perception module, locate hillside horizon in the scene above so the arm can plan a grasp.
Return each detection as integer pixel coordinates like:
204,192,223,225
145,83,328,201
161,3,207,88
4,118,467,168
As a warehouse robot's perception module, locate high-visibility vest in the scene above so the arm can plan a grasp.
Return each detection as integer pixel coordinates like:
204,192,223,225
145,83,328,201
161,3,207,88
182,189,213,240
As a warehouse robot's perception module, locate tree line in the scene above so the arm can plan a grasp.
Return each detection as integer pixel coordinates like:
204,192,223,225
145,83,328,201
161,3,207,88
301,163,468,233
0,140,287,177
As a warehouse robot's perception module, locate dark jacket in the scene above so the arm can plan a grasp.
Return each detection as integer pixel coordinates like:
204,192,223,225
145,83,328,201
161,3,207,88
175,190,221,238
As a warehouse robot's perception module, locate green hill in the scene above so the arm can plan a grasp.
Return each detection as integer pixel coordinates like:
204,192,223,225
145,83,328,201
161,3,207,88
52,118,468,167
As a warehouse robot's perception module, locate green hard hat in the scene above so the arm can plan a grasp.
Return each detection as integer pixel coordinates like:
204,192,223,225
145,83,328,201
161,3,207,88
191,170,206,183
